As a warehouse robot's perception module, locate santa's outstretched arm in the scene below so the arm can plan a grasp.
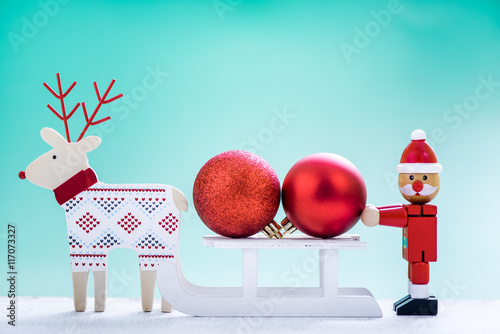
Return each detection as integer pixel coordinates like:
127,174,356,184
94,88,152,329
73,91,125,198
361,204,408,228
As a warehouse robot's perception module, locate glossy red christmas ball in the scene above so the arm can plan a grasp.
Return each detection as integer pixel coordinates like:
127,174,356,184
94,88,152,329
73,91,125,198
282,153,366,238
193,150,280,238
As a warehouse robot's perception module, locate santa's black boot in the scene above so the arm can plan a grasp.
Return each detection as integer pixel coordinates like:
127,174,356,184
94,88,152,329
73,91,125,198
395,295,438,315
393,281,413,311
393,294,411,311
395,284,438,315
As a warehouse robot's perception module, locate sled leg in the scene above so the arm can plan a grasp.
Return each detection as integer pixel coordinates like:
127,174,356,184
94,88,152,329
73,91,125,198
319,249,338,298
93,270,107,312
72,271,89,312
243,249,258,297
140,270,156,312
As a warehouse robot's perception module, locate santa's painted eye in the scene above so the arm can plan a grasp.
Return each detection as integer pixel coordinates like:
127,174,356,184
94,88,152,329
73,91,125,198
423,175,427,181
409,175,414,180
52,155,57,159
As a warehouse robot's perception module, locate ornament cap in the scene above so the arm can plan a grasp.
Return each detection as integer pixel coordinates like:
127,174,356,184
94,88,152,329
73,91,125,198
280,217,297,236
261,220,283,239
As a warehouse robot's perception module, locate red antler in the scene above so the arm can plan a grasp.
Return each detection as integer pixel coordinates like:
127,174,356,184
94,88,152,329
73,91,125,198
43,73,81,142
77,79,123,141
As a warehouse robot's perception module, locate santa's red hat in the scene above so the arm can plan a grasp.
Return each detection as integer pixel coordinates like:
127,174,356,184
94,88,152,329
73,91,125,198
396,129,442,174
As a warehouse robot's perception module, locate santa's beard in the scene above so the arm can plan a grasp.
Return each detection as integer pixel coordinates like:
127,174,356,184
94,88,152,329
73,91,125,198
400,184,438,197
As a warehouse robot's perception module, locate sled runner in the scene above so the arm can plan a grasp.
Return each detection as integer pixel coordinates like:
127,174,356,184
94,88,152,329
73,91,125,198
156,234,382,317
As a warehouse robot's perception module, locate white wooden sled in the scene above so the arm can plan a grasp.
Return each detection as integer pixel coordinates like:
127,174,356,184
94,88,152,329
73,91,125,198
156,234,382,317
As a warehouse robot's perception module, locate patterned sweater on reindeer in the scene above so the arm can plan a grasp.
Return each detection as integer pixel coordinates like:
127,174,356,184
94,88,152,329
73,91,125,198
63,182,181,272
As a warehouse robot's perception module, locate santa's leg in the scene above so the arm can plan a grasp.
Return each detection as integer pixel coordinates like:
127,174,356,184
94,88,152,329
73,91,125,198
409,262,430,298
395,262,438,315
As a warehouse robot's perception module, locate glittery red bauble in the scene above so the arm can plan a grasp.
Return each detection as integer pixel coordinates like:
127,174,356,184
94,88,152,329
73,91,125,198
282,153,366,238
193,150,281,238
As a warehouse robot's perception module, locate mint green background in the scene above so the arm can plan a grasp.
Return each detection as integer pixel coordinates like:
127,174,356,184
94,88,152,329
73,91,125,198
1,0,499,300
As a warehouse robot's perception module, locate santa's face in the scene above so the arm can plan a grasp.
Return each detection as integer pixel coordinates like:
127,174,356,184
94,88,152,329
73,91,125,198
398,173,440,204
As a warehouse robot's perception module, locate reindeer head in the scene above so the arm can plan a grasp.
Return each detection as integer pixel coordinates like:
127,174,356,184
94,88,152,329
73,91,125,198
20,128,101,190
19,73,122,192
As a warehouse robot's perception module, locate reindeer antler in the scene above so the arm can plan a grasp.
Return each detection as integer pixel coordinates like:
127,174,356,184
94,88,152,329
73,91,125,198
77,79,123,142
43,73,81,142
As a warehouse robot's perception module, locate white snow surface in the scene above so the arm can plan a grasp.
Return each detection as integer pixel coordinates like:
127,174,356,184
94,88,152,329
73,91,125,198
1,297,499,334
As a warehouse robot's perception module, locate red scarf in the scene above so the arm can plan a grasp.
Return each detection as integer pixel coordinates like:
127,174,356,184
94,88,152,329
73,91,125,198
53,168,98,205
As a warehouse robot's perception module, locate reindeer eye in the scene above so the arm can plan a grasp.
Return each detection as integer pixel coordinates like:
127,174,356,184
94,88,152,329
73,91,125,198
409,175,414,180
423,175,428,181
52,155,57,159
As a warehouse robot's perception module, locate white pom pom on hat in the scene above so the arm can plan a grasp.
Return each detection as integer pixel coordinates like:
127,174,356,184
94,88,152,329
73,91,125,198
410,129,426,140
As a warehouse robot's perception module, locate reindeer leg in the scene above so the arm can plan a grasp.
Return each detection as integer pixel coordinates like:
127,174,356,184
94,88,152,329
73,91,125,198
72,271,89,312
161,295,172,313
93,270,107,312
140,269,156,312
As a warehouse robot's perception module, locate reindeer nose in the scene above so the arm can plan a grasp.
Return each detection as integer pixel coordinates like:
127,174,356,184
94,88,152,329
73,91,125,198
412,180,423,192
19,171,26,180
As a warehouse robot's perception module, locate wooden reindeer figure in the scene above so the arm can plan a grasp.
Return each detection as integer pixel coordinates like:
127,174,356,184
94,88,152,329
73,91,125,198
19,74,188,312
